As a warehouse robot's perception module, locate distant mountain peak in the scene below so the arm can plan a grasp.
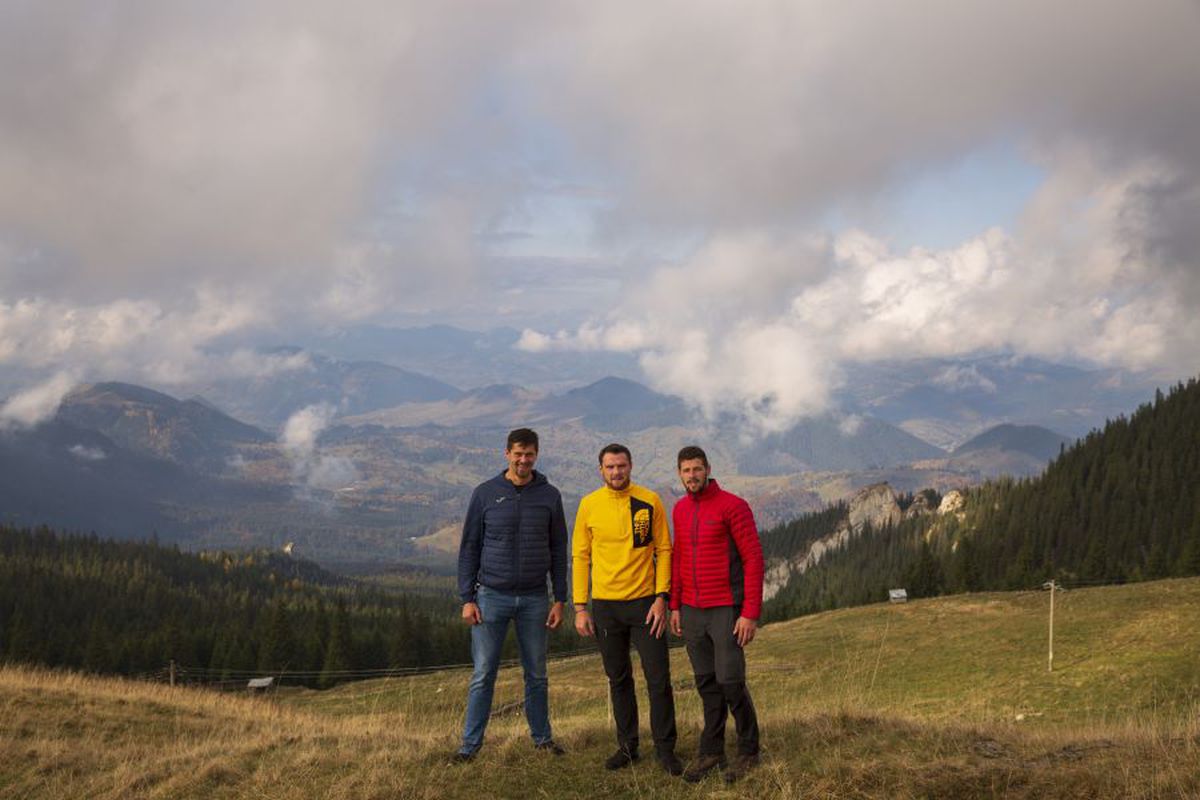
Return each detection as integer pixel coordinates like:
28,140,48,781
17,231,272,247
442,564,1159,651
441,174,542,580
56,381,272,470
72,381,179,406
953,424,1073,461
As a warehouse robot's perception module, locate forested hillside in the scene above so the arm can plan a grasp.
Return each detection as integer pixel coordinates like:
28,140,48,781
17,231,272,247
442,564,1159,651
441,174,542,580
767,377,1200,619
0,527,583,684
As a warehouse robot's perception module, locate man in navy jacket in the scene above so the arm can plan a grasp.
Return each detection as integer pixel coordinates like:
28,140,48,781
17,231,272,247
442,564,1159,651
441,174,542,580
454,428,569,760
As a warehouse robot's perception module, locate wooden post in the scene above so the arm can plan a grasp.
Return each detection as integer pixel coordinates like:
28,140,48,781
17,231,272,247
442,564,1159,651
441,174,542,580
1047,581,1055,673
169,659,177,687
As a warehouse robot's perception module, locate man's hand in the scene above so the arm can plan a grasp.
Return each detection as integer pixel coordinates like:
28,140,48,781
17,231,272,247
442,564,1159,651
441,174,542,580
645,596,668,639
574,607,595,637
462,602,482,625
733,616,757,647
546,601,564,629
670,609,682,637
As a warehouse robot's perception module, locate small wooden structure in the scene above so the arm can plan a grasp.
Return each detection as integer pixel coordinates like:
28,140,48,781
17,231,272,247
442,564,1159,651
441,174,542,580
888,588,908,604
247,677,275,693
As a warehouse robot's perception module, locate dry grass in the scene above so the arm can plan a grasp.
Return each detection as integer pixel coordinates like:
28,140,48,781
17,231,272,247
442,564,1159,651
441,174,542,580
4,578,1200,798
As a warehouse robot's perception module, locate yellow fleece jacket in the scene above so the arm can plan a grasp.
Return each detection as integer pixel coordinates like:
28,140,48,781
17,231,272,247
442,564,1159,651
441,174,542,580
572,482,671,604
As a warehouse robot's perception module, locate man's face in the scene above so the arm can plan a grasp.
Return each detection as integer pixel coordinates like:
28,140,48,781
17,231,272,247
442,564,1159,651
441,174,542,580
599,452,632,491
678,457,709,494
506,442,538,481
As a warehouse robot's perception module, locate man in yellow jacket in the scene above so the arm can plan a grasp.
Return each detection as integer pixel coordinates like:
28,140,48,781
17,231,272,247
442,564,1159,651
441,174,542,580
573,443,681,775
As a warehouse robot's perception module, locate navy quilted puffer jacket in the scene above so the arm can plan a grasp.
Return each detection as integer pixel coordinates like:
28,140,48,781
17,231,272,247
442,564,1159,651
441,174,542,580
457,470,568,603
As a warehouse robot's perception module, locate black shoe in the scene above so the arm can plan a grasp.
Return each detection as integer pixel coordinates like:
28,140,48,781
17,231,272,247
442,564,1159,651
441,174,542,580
535,740,566,755
657,751,684,776
682,753,726,783
723,753,759,784
450,750,476,764
604,747,639,770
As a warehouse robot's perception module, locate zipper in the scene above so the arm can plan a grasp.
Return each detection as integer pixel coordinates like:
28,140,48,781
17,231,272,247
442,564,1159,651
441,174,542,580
513,488,523,588
691,492,700,606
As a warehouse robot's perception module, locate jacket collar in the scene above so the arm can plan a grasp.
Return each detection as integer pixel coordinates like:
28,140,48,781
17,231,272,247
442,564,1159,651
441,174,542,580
601,482,635,499
689,478,721,500
495,469,545,490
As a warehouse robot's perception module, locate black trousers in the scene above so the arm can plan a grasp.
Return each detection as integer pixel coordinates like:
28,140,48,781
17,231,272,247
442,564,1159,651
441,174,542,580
680,604,759,757
592,596,677,755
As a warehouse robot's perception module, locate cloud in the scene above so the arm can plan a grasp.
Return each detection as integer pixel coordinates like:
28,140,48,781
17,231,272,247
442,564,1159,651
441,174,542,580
68,444,107,462
0,1,1197,419
512,1,1200,430
528,155,1200,430
0,3,512,289
304,456,358,492
280,403,357,492
0,372,77,428
0,292,315,389
281,403,335,458
838,414,864,437
522,1,1200,232
932,366,997,394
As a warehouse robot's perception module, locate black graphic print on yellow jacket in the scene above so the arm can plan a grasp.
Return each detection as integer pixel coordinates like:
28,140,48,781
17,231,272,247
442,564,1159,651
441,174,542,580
572,483,671,604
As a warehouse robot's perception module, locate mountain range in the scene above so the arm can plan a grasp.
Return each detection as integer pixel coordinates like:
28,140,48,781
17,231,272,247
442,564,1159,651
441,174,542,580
192,349,464,430
3,324,1168,568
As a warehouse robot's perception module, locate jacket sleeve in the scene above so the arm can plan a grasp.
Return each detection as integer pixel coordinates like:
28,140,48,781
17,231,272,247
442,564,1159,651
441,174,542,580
728,496,764,620
457,487,485,603
652,494,671,596
669,503,682,611
549,490,569,603
571,497,591,606
453,489,482,599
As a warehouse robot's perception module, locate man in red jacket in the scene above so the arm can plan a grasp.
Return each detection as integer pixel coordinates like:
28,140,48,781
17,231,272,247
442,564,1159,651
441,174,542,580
669,445,763,784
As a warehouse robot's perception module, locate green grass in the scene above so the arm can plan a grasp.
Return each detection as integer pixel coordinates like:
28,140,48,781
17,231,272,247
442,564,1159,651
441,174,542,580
3,578,1199,798
759,578,1200,725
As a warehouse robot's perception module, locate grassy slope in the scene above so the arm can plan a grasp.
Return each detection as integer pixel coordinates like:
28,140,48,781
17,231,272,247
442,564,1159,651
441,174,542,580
3,578,1199,799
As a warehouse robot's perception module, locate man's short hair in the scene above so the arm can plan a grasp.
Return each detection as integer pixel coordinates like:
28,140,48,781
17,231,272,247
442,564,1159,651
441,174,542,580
677,445,709,470
598,442,632,464
506,428,539,451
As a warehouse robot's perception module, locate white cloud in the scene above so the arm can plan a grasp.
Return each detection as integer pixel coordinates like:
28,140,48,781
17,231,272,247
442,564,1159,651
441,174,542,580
281,403,335,458
838,414,864,437
0,1,1197,416
0,293,315,392
280,403,358,493
0,372,77,429
68,444,107,462
529,155,1200,431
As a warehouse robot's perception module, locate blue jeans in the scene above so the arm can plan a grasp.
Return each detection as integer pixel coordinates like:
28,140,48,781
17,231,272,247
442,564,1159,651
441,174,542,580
460,586,551,754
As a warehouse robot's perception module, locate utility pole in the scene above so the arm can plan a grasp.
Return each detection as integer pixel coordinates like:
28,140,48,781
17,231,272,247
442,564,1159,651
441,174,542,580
1042,581,1058,672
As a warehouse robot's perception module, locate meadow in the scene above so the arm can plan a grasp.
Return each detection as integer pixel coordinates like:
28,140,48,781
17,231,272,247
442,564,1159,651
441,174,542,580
3,577,1198,799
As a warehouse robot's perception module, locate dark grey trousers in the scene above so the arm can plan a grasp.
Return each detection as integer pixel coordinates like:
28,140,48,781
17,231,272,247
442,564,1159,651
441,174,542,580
680,604,760,757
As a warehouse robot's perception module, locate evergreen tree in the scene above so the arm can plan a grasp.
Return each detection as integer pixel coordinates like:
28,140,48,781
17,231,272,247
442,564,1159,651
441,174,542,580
258,601,295,672
320,598,353,688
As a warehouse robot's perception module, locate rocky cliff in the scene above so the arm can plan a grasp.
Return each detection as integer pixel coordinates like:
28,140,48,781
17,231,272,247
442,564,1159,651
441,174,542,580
763,482,908,601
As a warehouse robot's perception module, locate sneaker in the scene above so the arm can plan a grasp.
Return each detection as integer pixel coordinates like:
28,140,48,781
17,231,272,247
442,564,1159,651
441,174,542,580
450,750,476,764
682,753,726,783
657,750,684,776
535,740,566,755
723,753,760,784
604,747,639,770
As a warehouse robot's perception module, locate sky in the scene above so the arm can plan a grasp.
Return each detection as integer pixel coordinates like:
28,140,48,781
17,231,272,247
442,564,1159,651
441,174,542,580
2,1,1199,431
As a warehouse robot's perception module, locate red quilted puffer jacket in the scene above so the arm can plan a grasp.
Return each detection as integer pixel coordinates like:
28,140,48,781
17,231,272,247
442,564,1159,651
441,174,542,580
670,479,764,620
